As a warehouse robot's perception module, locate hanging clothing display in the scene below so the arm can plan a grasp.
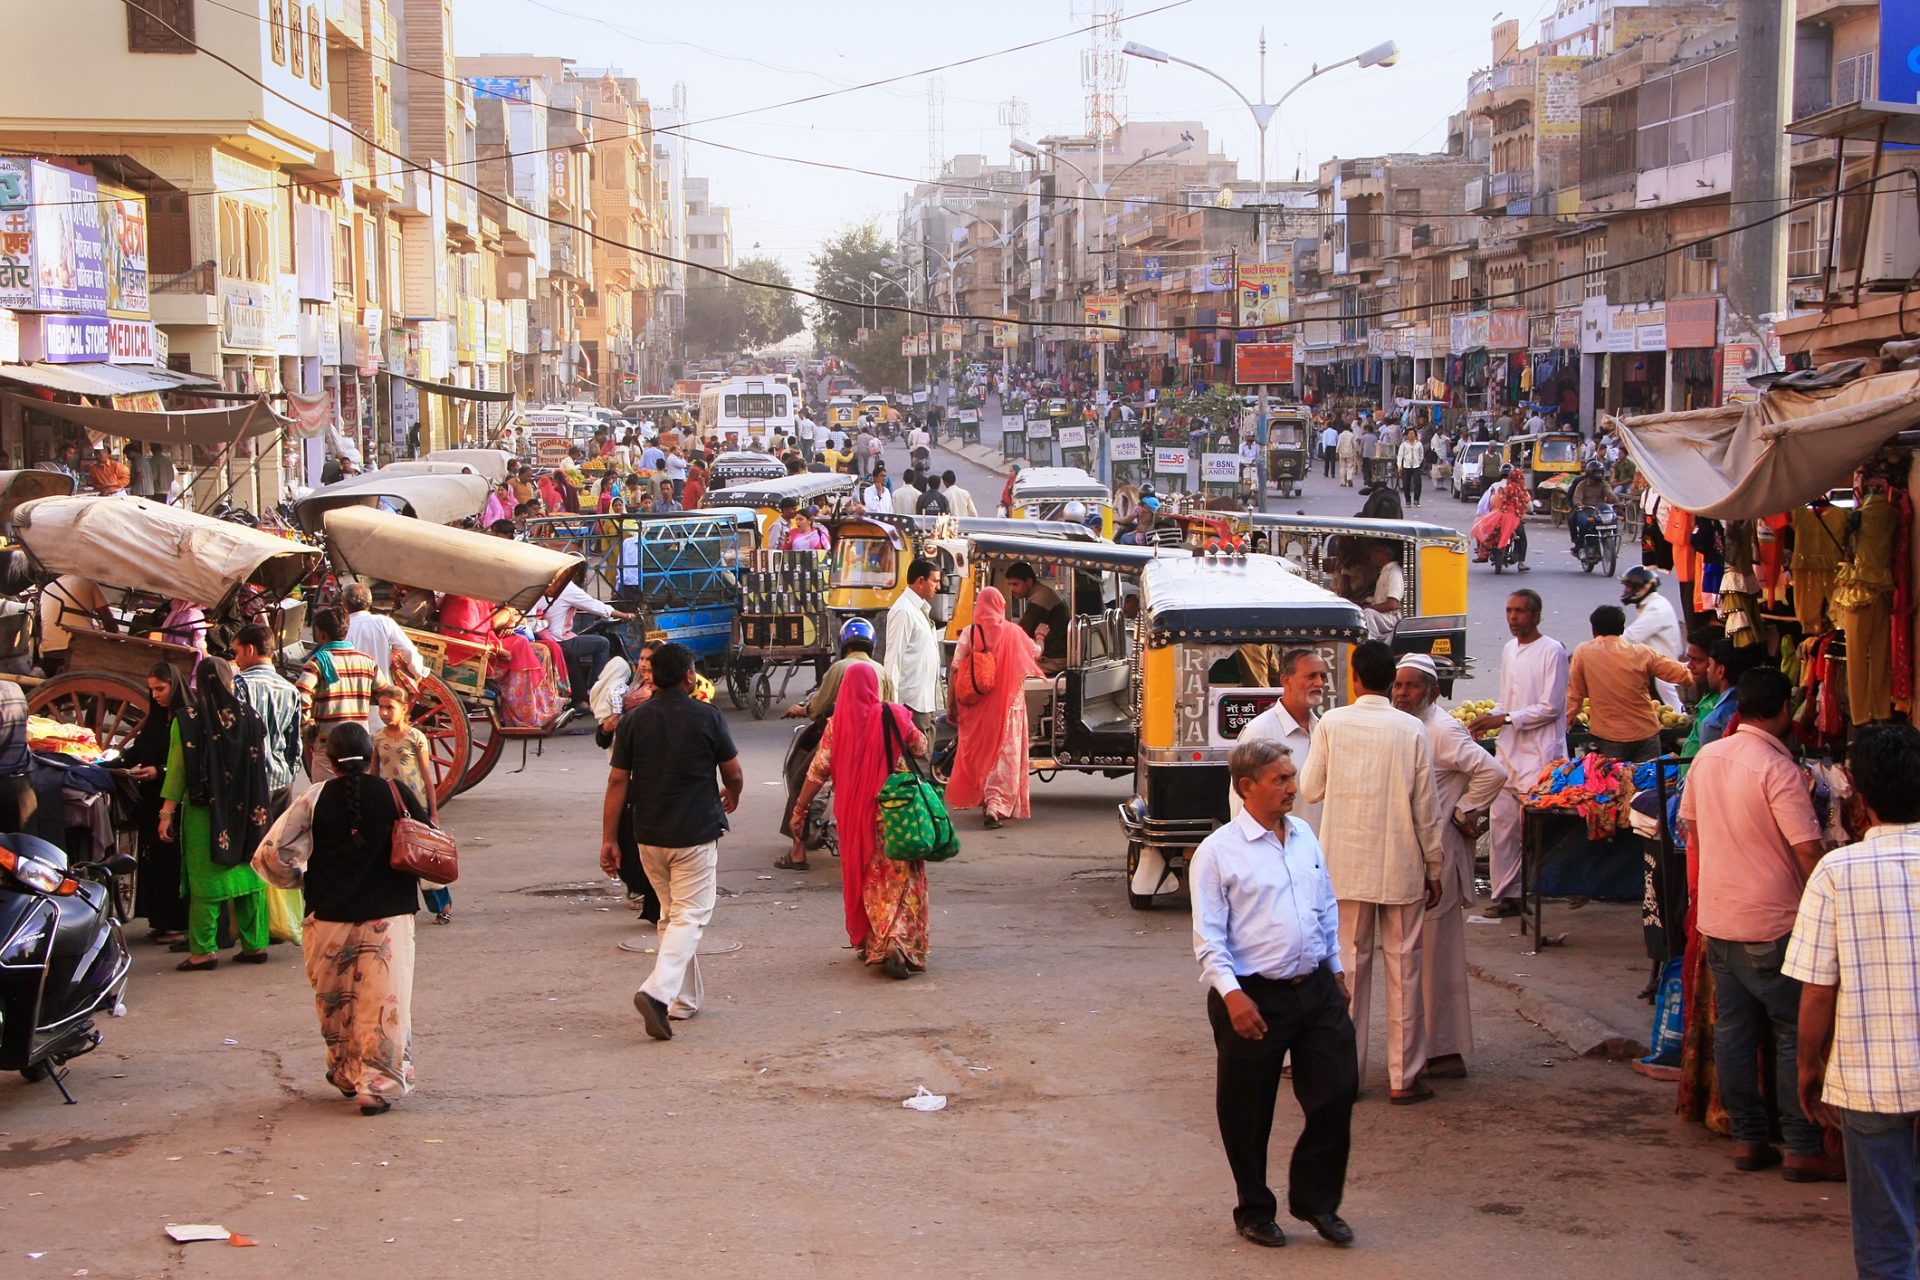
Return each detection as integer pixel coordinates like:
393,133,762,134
1838,489,1897,723
1790,504,1848,632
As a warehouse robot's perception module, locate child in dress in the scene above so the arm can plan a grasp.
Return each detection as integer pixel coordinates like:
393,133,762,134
371,686,452,924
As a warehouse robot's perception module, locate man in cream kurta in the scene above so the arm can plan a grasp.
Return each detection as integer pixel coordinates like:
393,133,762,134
1300,641,1446,1098
1469,590,1569,917
1392,654,1508,1077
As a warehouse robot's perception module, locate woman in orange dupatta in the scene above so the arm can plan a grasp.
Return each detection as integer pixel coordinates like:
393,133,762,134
791,662,929,979
944,586,1043,829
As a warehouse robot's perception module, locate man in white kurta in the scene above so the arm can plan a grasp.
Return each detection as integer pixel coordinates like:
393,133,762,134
1392,654,1508,1076
1300,641,1445,1098
1229,649,1330,831
1469,590,1569,917
1620,567,1683,708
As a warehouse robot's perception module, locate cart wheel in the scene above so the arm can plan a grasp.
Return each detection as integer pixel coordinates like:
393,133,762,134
725,658,750,710
456,705,504,795
28,674,149,755
409,674,470,810
1125,839,1155,911
750,670,775,720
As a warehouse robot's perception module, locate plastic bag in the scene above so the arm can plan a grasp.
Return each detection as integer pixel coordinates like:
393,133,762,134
1639,957,1685,1068
902,1086,947,1112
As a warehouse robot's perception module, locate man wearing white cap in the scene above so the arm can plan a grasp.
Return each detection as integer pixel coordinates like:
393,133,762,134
1390,653,1508,1078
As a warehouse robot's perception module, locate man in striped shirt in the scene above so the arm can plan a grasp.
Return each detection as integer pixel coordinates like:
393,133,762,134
1787,722,1920,1278
296,606,390,782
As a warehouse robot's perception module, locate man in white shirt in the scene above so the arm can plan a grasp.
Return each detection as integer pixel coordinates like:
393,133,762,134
1191,737,1358,1250
797,414,818,463
891,472,923,516
1523,406,1547,434
1469,588,1570,917
536,576,632,712
906,422,929,455
1320,423,1340,478
1391,654,1508,1079
940,470,978,518
882,558,942,735
1232,648,1329,831
1357,543,1404,642
1300,640,1444,1103
1620,565,1684,707
342,582,425,732
858,466,890,513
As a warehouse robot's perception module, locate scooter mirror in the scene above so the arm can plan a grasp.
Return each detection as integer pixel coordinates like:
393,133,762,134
104,854,139,877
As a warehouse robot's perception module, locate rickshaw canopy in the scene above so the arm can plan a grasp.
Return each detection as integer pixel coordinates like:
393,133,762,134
322,505,583,609
0,469,77,526
293,469,491,533
706,472,854,510
1138,555,1366,647
1011,466,1111,504
423,448,516,484
709,451,787,486
965,532,1161,571
12,495,322,609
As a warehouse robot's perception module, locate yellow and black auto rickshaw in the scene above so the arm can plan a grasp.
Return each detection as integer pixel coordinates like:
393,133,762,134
1503,432,1584,524
1009,466,1115,539
1264,403,1312,498
1117,554,1366,909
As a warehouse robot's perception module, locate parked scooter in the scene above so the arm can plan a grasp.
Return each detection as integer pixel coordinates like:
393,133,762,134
781,720,836,858
0,833,134,1104
1574,503,1622,576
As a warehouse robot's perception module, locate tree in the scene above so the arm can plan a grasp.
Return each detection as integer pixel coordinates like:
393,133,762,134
809,221,897,349
682,255,804,357
683,276,745,357
845,313,909,391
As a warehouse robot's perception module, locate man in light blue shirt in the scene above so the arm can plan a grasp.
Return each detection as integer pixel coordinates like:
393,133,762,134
1190,737,1359,1251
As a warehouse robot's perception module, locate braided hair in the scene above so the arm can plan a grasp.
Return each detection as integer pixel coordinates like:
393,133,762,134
325,721,375,848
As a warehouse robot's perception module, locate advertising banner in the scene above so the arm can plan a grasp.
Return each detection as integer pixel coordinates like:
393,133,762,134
16,162,108,316
1666,297,1718,349
1083,294,1122,343
1189,259,1232,293
1488,309,1529,350
101,185,149,317
991,319,1017,348
1056,424,1087,449
1201,452,1241,483
107,317,156,364
1235,261,1291,328
1154,445,1189,474
1108,434,1142,461
0,160,30,308
1028,414,1053,439
1233,342,1294,386
940,320,962,351
23,313,108,363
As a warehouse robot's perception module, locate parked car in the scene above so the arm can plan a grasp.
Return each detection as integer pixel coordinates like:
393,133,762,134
1452,440,1496,501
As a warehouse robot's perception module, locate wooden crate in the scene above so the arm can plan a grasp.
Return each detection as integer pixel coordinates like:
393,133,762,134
739,613,819,652
403,627,489,698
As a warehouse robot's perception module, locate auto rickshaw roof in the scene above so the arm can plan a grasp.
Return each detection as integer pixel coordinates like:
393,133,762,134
0,469,77,526
293,469,491,534
1011,467,1110,502
966,533,1163,571
12,494,323,609
322,505,583,608
1246,512,1468,544
1139,555,1366,646
704,472,855,507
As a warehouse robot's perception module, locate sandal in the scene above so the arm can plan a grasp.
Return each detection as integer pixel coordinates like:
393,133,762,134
773,854,811,871
983,815,1003,830
176,957,218,972
434,909,452,925
357,1095,392,1117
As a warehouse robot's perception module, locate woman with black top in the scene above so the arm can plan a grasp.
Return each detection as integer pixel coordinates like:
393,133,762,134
121,663,187,945
261,722,427,1116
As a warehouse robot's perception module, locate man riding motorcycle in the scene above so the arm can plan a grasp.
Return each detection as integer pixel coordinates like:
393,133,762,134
1567,459,1614,551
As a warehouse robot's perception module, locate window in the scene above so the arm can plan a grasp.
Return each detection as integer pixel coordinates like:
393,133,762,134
1788,206,1832,280
217,199,246,279
127,0,194,52
307,7,323,88
268,0,285,63
335,221,354,300
288,4,303,79
244,207,271,283
1583,232,1606,299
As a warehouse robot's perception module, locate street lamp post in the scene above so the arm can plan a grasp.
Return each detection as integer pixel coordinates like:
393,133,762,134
941,203,1041,408
1125,35,1398,510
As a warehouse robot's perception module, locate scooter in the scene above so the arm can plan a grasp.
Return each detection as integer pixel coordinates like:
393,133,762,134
1574,503,1622,576
0,833,134,1104
782,720,836,858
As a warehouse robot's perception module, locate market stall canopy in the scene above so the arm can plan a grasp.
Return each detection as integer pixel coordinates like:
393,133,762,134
0,362,184,397
1610,369,1920,519
424,448,516,484
11,495,321,608
2,392,287,448
292,468,490,533
322,505,583,609
0,470,77,526
389,372,516,403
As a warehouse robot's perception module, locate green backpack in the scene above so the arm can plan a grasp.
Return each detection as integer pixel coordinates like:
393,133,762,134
877,709,960,863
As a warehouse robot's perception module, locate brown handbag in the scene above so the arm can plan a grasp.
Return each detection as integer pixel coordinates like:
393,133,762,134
386,779,459,884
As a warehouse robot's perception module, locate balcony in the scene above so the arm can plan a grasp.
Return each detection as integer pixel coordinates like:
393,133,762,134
149,261,219,327
325,0,364,45
1471,60,1536,116
1348,240,1384,266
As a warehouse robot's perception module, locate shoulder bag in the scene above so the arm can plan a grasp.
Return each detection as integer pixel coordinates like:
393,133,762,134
951,623,997,705
386,778,459,884
877,708,959,863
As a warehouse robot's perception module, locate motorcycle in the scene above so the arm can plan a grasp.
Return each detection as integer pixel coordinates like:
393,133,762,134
1574,503,1622,576
1483,525,1527,575
0,833,134,1104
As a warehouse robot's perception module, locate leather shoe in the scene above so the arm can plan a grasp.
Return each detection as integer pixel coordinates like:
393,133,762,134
633,991,673,1041
1235,1219,1286,1248
1782,1151,1847,1183
1295,1212,1355,1246
1732,1142,1780,1172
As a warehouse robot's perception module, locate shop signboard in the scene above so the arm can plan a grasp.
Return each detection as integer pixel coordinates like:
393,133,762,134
222,283,273,351
1083,293,1122,343
0,160,30,308
107,317,156,364
1721,335,1783,404
940,320,962,351
1108,434,1142,461
1488,309,1529,350
1233,342,1294,386
1154,445,1189,474
1579,297,1610,353
1450,311,1491,353
275,274,300,355
1201,452,1241,484
1528,313,1554,350
1235,261,1291,328
100,185,149,317
486,300,506,361
1666,297,1718,349
23,313,109,363
24,162,107,316
1554,309,1582,350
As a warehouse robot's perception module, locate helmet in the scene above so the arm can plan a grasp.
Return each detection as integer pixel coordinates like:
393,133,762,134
1499,463,1515,478
1585,460,1605,476
1140,483,1156,497
838,616,876,651
1062,500,1089,523
1620,565,1659,604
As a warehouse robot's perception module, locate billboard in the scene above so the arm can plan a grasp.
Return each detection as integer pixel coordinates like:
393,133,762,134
941,320,962,351
28,162,107,315
991,319,1017,348
0,160,29,308
1233,342,1294,386
101,185,149,317
1083,294,1122,343
1235,261,1291,328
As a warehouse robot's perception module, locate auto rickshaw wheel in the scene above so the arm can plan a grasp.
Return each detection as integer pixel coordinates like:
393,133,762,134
27,673,149,755
409,674,471,809
456,704,504,795
1125,838,1155,911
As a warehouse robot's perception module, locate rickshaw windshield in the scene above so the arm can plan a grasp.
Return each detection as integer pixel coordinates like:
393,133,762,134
1538,439,1580,464
832,535,897,590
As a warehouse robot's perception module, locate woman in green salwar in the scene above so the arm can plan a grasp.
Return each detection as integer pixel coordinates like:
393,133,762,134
159,656,273,972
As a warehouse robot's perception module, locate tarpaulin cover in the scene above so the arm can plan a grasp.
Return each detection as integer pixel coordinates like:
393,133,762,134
12,495,322,608
3,392,286,448
0,470,77,526
322,505,583,608
1611,370,1920,518
423,449,516,484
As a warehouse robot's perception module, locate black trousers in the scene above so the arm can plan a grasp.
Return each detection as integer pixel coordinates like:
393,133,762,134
1323,449,1336,477
1208,965,1358,1226
1401,466,1422,504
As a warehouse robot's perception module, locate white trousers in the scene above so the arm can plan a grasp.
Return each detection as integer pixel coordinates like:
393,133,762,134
1490,787,1525,903
637,841,718,1019
1420,900,1472,1060
1338,899,1427,1090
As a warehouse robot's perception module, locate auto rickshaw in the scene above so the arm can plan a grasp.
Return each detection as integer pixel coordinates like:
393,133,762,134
1264,403,1311,498
708,450,787,489
292,469,491,535
825,395,859,436
1242,513,1471,689
701,472,856,541
1009,466,1114,539
1503,432,1584,524
1116,554,1366,909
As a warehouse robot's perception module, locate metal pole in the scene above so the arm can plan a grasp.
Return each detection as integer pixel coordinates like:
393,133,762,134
1252,34,1270,512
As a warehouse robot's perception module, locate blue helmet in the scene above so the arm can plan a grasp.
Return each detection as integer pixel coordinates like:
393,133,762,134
838,617,876,651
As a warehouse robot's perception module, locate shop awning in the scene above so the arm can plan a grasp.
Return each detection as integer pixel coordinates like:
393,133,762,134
0,361,181,397
2,392,288,447
1610,369,1920,519
388,372,515,403
145,365,220,389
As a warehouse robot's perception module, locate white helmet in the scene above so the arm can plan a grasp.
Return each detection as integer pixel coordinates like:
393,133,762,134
1062,500,1089,523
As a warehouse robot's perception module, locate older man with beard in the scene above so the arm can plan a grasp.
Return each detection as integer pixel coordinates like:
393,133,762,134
1390,654,1508,1079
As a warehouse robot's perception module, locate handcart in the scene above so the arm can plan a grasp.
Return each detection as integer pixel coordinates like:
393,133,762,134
727,548,830,720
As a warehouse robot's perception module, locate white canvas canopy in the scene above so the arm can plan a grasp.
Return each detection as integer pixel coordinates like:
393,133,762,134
423,449,516,484
322,506,582,608
293,469,490,533
12,495,321,608
0,470,77,526
1611,369,1920,518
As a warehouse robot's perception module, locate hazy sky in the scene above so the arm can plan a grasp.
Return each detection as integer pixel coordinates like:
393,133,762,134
453,0,1521,287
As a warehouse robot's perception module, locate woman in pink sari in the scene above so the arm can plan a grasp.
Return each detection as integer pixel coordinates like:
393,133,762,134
1471,468,1530,557
789,662,929,978
945,586,1042,829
